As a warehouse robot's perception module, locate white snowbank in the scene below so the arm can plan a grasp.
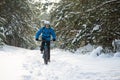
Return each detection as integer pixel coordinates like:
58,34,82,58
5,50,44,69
112,39,120,52
90,46,103,57
114,52,120,57
75,44,94,54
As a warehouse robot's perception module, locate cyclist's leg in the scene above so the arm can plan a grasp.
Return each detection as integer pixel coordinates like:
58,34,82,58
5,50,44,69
41,41,45,53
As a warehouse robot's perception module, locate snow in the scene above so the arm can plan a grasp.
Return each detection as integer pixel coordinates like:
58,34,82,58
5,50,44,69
93,25,100,31
0,54,24,80
72,30,82,43
75,44,94,54
83,24,87,28
112,39,120,52
114,52,120,57
55,22,60,27
0,45,120,80
90,46,103,57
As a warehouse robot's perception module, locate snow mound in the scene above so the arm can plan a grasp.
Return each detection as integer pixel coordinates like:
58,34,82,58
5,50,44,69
114,52,120,57
75,44,94,54
90,46,103,57
112,39,120,52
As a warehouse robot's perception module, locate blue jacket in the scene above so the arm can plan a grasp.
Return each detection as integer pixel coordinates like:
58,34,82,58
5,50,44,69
35,27,56,41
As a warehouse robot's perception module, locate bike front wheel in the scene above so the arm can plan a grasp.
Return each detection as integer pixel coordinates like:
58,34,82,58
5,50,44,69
43,48,49,65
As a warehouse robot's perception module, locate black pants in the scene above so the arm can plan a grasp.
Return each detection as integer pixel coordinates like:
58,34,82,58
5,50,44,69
41,40,50,60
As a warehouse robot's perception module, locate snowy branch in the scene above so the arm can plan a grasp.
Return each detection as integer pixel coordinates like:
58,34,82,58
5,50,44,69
86,0,119,12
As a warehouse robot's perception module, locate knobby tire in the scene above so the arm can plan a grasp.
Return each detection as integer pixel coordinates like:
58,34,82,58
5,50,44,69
44,48,49,65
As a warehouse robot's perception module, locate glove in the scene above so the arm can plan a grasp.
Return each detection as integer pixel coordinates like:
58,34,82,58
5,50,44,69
36,38,39,41
53,39,56,41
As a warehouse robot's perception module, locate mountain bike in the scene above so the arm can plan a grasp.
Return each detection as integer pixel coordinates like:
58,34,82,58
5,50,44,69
38,40,51,65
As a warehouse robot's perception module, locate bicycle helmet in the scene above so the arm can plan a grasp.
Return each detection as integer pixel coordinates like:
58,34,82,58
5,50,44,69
44,21,50,25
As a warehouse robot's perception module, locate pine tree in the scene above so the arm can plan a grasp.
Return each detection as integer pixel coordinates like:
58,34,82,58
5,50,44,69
51,0,120,52
0,0,36,48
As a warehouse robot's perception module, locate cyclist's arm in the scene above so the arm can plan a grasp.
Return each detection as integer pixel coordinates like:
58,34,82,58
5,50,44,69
35,28,43,39
51,29,56,40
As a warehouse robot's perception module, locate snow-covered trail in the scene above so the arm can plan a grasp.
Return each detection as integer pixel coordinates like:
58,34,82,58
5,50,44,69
0,45,120,80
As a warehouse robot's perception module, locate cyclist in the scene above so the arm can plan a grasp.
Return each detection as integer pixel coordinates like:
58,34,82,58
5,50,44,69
35,21,56,62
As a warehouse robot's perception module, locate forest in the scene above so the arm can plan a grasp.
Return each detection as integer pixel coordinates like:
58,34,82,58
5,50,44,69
0,0,120,52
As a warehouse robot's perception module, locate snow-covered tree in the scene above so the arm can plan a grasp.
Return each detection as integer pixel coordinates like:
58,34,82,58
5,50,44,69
0,0,36,48
51,0,120,52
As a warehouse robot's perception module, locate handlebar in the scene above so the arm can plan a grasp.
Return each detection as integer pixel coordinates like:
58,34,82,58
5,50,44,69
36,40,53,42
